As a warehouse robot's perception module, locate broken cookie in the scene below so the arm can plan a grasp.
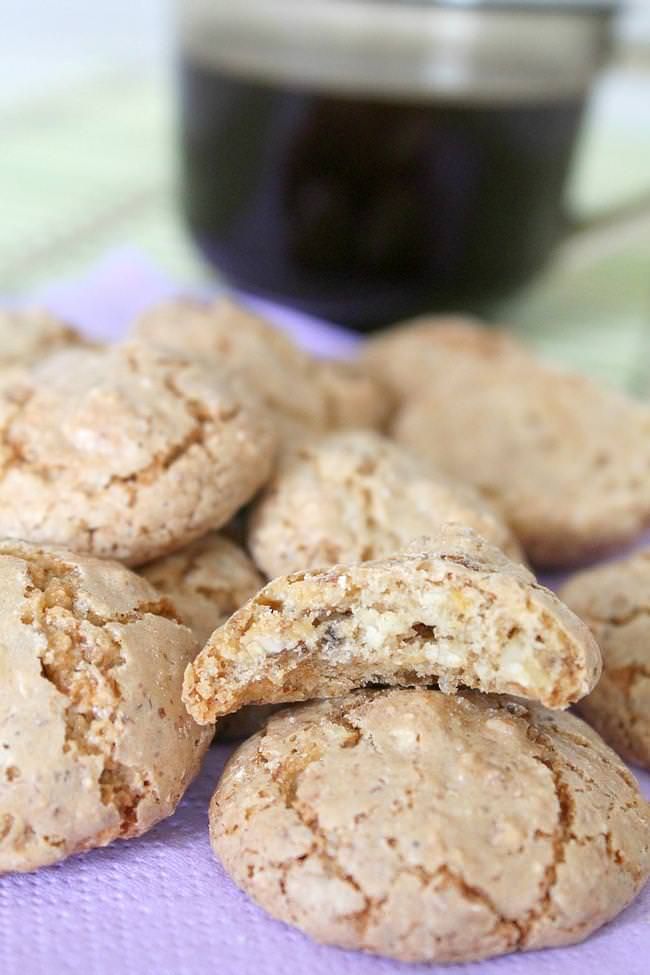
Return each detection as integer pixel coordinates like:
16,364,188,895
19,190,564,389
183,525,600,723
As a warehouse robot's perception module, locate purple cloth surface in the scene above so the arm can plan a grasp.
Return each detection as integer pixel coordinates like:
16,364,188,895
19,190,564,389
1,252,649,975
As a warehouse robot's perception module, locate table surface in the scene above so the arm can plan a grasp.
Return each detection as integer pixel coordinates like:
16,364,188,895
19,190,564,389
1,253,650,975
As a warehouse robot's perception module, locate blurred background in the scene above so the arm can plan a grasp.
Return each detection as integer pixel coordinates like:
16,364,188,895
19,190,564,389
1,0,649,383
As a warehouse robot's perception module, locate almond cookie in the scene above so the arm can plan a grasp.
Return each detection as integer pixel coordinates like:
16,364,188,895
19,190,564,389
0,308,89,369
141,532,264,646
210,688,650,963
384,320,650,566
0,341,275,565
560,548,650,768
248,430,523,578
184,525,600,723
0,540,213,874
133,297,389,437
361,312,483,400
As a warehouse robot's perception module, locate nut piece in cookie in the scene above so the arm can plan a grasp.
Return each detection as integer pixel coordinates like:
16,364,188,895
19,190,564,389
375,319,650,567
0,341,276,565
0,308,90,369
560,547,650,769
133,297,390,438
0,540,213,874
183,524,600,723
248,430,523,578
210,688,650,963
141,531,264,646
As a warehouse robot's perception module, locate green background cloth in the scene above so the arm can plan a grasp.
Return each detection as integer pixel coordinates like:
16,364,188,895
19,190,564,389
1,2,649,390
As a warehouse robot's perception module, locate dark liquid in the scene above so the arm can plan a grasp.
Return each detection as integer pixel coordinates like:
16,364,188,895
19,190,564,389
180,58,584,329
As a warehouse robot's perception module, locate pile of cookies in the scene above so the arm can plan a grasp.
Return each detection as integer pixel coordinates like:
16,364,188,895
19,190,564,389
1,302,649,965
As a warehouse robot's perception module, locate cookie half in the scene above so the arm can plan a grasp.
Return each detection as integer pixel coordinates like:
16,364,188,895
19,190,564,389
183,525,600,723
0,540,213,874
560,548,650,768
211,688,650,963
380,319,650,566
134,297,389,438
248,430,523,578
0,341,275,565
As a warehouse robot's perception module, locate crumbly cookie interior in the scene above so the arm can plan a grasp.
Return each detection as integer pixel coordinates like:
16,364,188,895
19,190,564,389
184,536,599,723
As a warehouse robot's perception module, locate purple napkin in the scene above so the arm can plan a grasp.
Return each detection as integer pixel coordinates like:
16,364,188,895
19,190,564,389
1,252,649,975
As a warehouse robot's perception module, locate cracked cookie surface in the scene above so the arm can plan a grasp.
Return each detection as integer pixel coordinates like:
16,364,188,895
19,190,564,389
0,340,275,565
141,532,264,646
561,548,650,769
133,297,389,440
210,688,650,963
184,524,600,723
141,532,276,741
248,430,523,578
0,540,213,874
376,320,650,567
0,308,89,369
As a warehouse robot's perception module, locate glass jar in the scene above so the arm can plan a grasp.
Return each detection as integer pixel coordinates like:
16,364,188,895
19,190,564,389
177,0,617,329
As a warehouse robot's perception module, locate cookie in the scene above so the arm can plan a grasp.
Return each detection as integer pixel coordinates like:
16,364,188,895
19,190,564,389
0,341,275,565
141,532,264,646
141,532,272,742
0,308,88,369
361,312,483,400
133,297,389,438
384,320,650,566
183,524,600,723
210,688,650,963
0,540,213,874
560,548,650,768
248,430,523,578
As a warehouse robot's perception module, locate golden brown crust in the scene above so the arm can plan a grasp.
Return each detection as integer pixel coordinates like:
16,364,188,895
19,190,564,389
184,525,600,723
211,688,650,963
0,341,276,565
0,540,213,874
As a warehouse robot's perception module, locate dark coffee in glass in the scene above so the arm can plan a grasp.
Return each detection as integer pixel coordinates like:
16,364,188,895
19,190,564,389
178,2,613,329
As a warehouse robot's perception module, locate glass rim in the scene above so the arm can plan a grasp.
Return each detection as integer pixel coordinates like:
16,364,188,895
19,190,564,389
180,0,616,102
